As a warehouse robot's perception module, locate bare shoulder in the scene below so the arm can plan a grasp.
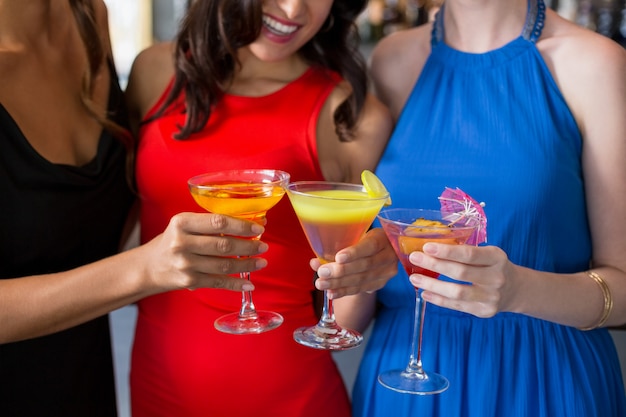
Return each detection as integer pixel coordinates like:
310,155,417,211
92,0,109,27
125,42,176,130
369,25,432,119
539,9,626,90
129,42,176,78
538,9,626,137
92,0,114,55
370,24,431,62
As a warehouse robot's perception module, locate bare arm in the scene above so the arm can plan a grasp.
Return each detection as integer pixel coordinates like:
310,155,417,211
369,25,431,121
521,14,626,327
307,59,396,329
315,85,394,184
0,213,267,343
125,42,175,136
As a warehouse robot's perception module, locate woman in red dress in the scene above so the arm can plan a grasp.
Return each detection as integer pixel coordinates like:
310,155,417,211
125,0,395,416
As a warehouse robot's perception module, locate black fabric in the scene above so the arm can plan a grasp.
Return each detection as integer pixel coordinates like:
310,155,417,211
0,62,134,416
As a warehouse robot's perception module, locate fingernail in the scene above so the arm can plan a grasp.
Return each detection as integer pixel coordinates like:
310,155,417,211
422,242,436,254
251,224,265,235
316,280,330,290
317,267,331,278
255,258,268,269
409,251,424,264
242,283,255,291
335,253,349,263
257,242,269,253
410,275,422,287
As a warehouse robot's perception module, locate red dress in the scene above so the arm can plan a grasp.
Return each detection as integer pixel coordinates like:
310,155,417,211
131,66,351,417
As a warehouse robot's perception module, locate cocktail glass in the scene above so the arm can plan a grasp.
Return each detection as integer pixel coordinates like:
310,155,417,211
286,181,389,350
188,169,290,334
377,208,479,394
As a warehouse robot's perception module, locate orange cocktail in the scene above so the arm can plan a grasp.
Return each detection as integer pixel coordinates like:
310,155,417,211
190,181,286,225
188,169,290,335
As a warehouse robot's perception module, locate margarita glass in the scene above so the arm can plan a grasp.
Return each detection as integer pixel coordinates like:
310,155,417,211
377,208,478,394
188,169,290,334
286,181,389,350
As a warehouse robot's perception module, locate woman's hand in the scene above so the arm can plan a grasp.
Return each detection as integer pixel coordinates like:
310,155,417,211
313,228,398,299
142,212,269,292
408,242,517,318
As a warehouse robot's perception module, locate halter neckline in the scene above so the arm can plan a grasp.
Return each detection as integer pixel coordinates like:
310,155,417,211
432,0,546,47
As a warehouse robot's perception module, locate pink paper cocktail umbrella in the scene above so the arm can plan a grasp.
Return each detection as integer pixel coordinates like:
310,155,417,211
438,187,487,245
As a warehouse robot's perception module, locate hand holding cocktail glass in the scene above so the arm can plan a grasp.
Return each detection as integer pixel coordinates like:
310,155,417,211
376,188,487,395
188,169,290,335
286,171,390,350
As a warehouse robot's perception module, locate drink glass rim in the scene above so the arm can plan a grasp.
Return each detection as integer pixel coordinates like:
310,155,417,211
378,207,480,230
188,169,290,190
287,181,390,202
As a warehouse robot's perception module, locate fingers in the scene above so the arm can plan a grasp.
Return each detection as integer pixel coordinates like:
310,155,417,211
332,228,390,263
156,212,270,292
314,229,398,299
186,233,269,258
186,252,267,275
166,212,268,257
407,243,509,318
173,212,264,238
408,243,477,283
412,274,500,318
189,274,255,292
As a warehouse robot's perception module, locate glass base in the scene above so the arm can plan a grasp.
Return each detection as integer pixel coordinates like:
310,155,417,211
214,311,283,335
293,323,362,351
378,369,449,395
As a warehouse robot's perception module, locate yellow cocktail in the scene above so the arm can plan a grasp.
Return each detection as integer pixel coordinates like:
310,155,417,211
289,189,385,262
287,182,389,350
188,169,290,335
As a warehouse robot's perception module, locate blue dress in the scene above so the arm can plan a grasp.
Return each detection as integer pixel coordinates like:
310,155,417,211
353,1,626,416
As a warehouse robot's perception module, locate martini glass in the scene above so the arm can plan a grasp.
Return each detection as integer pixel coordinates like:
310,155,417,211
377,208,479,394
188,169,290,334
286,181,389,350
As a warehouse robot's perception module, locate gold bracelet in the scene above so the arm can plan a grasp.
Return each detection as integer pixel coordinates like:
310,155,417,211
578,271,614,331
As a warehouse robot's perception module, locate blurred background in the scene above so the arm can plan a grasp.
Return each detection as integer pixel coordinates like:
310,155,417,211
104,0,626,87
103,1,626,416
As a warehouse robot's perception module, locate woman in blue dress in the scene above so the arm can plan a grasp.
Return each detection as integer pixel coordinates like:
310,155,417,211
314,0,626,415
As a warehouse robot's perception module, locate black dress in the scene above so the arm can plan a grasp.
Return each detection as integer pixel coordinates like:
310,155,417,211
0,63,135,417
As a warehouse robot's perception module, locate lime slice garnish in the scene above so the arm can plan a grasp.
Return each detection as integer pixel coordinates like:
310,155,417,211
361,170,392,206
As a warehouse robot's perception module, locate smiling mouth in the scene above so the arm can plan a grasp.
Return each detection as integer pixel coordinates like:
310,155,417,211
262,15,299,36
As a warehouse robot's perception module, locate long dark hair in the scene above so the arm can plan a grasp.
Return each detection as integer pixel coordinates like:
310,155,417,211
156,0,368,141
69,0,135,183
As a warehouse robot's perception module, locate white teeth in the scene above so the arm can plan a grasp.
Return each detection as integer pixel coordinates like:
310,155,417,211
262,15,298,35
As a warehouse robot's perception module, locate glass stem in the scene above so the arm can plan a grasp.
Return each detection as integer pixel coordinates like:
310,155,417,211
237,224,262,320
318,290,336,327
238,271,258,318
405,288,427,379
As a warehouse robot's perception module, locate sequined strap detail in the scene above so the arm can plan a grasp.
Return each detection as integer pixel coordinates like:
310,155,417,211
431,0,546,47
431,3,444,47
522,0,546,42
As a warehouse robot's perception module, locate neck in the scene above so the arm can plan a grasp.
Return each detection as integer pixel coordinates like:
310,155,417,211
235,47,308,84
442,0,529,52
